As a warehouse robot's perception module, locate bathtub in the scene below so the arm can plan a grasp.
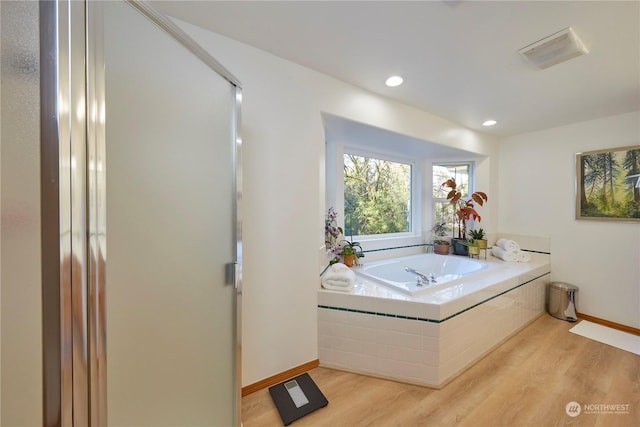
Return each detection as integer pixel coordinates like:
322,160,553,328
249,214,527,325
318,252,550,388
355,253,501,296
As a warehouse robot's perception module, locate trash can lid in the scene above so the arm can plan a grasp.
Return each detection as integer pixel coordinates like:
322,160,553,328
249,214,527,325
550,282,579,291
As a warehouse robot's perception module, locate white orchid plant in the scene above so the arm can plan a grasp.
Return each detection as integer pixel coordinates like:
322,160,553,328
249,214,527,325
325,207,343,264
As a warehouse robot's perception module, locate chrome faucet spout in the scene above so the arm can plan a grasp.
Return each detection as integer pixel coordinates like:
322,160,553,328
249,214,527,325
405,266,438,285
405,266,429,282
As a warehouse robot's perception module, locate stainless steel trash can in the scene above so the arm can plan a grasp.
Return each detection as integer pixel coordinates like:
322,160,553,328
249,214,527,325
547,282,578,322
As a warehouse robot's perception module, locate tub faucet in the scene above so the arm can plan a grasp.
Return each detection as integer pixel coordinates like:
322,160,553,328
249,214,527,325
405,267,430,285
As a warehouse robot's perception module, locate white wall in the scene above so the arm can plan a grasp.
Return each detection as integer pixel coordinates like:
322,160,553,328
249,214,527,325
499,112,640,328
176,21,500,386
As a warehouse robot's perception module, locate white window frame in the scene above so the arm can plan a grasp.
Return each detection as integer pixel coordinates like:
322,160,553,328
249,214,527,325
431,161,475,232
328,142,422,244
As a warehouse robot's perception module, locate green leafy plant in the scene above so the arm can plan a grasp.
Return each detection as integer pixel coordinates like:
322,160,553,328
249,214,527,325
441,177,488,240
460,239,479,247
460,239,481,256
469,228,485,240
339,240,363,258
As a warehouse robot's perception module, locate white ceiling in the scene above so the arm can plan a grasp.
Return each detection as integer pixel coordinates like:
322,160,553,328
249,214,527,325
152,1,640,137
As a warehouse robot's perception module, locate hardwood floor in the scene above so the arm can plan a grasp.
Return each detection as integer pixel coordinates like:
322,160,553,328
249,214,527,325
242,314,640,426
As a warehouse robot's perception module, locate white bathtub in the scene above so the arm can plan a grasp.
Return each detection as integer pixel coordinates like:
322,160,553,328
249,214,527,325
355,253,501,296
318,252,551,388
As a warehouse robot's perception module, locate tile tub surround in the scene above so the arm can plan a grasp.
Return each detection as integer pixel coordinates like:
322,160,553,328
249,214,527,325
317,253,550,388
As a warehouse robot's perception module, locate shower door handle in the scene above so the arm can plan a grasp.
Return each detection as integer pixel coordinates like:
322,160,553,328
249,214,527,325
225,261,240,289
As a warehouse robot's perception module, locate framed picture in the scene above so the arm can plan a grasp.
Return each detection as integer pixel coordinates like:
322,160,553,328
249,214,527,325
576,145,640,221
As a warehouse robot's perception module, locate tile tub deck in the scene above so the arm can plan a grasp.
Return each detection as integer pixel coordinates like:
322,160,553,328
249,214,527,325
318,253,550,388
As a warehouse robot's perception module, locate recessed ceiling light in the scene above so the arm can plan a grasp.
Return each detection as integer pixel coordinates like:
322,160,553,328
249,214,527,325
482,120,497,127
385,76,404,87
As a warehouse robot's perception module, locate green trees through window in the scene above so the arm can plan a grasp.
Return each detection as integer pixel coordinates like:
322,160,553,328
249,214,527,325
343,154,411,236
432,164,471,237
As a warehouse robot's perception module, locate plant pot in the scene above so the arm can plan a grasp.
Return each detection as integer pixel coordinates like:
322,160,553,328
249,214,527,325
467,245,480,256
342,254,355,267
452,239,468,256
433,243,450,255
476,239,488,249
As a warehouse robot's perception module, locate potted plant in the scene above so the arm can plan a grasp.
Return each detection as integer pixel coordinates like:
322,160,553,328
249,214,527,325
441,177,488,256
325,207,344,264
461,239,481,257
431,221,450,255
339,240,363,267
469,228,487,249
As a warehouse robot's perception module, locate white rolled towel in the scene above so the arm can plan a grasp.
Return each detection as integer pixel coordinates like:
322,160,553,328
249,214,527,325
496,238,521,252
516,251,531,263
321,263,356,292
491,246,518,262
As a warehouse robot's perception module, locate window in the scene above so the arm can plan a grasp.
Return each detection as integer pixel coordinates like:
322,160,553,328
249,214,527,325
432,163,472,235
343,153,412,237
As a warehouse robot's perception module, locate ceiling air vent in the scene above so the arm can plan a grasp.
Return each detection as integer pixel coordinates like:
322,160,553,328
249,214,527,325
518,27,588,69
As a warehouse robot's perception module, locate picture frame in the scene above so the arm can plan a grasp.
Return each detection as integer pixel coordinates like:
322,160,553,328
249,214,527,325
576,145,640,222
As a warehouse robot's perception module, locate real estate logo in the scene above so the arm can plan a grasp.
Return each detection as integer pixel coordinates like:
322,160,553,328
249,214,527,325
583,403,631,415
565,401,581,417
566,401,631,417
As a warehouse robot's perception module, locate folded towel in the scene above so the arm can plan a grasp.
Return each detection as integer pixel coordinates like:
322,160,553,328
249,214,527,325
321,263,355,292
322,280,354,292
516,251,531,263
496,238,521,252
491,246,518,262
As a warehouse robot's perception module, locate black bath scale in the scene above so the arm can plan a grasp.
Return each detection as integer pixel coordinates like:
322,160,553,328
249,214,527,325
268,372,328,425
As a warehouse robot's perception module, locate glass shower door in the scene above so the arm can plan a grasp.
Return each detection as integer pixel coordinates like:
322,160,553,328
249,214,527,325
0,1,42,424
95,2,241,425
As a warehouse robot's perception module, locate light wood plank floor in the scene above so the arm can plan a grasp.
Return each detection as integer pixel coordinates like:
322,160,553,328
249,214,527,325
242,314,639,426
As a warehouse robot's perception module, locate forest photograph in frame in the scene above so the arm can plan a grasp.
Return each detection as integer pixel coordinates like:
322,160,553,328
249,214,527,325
576,145,640,221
